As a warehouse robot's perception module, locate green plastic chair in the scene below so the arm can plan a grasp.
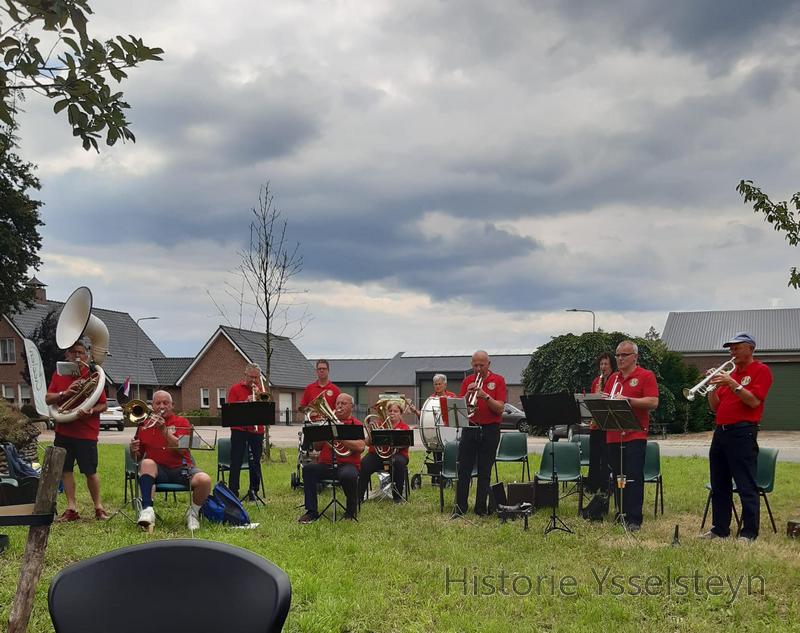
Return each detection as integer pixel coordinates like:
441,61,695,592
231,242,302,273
216,437,266,498
438,441,477,513
700,447,778,534
494,432,530,482
570,434,591,468
125,447,190,505
643,441,664,517
535,441,583,513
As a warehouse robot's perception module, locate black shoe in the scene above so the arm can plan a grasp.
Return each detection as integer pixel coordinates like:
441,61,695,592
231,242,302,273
297,512,319,524
342,513,357,521
628,523,641,533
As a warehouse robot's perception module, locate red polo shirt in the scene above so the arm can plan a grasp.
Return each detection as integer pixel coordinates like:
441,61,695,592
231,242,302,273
137,414,194,470
459,372,506,425
300,381,341,414
317,416,363,470
368,420,411,459
714,360,772,425
588,374,611,431
48,371,106,441
226,382,266,434
603,366,658,443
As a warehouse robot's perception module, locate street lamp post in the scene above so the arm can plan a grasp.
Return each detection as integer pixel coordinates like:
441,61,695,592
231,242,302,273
135,316,159,400
565,308,596,333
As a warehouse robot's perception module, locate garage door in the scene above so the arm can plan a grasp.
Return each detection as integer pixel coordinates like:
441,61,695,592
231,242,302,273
763,362,800,430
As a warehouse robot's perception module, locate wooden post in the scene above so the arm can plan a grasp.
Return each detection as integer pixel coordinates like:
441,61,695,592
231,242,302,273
7,445,66,633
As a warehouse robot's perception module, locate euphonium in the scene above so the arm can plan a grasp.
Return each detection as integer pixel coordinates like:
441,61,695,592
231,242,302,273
363,398,404,459
304,391,351,457
683,360,736,401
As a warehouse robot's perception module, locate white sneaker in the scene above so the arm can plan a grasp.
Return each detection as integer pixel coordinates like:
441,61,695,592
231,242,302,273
137,506,155,532
186,507,200,532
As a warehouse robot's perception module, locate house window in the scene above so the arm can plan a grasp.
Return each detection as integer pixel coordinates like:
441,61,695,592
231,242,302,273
0,339,15,364
1,384,15,403
200,388,210,409
19,384,31,405
217,388,226,408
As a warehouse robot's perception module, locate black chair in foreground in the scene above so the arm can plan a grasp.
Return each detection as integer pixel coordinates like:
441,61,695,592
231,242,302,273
49,539,291,633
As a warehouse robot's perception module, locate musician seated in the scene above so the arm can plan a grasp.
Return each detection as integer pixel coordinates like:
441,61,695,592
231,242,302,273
358,402,411,503
129,391,212,532
298,393,365,523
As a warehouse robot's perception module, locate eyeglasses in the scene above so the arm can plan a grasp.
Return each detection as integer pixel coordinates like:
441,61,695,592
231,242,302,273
615,353,635,358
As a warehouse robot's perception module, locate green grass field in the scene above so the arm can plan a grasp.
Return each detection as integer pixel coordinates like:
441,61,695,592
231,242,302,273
2,444,800,632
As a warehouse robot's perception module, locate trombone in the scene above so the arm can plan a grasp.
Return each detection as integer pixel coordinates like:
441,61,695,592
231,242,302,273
683,360,736,401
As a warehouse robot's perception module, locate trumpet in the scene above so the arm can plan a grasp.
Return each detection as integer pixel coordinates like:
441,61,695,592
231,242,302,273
466,373,485,419
683,360,736,401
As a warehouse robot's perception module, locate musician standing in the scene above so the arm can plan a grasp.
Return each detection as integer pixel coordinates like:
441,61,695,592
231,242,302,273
45,339,109,522
299,359,341,417
130,391,212,532
586,352,616,494
702,332,772,542
454,350,506,517
358,401,411,503
604,340,658,531
298,393,365,523
226,363,266,501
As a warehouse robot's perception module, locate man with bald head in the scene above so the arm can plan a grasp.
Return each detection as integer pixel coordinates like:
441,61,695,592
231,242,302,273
130,390,212,532
454,350,506,517
298,392,365,523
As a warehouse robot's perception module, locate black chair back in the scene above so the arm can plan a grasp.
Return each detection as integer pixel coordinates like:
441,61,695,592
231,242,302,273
49,539,291,633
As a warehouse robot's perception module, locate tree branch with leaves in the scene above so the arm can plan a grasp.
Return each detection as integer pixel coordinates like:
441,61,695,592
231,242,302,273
1,0,163,150
737,179,800,288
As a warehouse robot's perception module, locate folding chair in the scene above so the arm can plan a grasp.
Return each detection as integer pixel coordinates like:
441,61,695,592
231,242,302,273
216,436,267,498
493,431,530,482
643,441,664,518
535,441,583,514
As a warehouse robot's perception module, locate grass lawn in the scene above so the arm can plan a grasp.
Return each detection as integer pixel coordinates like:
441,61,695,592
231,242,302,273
2,443,800,632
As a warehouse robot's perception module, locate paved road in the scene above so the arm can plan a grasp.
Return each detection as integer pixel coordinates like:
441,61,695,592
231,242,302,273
39,426,800,462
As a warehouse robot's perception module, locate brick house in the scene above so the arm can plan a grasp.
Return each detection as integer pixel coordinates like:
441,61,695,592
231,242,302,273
174,326,315,423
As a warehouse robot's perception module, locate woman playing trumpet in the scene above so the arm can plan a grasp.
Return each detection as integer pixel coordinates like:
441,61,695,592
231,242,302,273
586,352,616,494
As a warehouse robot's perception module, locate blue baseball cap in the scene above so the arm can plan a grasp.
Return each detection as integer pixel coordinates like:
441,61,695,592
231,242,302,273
723,332,756,348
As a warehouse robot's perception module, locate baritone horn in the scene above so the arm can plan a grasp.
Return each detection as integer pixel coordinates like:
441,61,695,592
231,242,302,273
683,360,736,401
304,391,351,457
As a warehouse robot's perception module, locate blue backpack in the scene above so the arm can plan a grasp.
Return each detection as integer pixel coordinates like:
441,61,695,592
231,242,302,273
201,482,250,526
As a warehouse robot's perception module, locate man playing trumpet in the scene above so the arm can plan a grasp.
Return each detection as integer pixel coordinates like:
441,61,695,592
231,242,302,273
130,391,212,532
702,332,772,542
226,363,267,501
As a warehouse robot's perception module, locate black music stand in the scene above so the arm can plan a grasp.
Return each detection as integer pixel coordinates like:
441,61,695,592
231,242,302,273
371,429,414,502
302,423,365,522
520,393,580,535
583,398,639,533
221,402,275,505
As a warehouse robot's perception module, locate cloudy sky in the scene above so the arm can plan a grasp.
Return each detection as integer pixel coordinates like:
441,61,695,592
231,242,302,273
15,0,800,358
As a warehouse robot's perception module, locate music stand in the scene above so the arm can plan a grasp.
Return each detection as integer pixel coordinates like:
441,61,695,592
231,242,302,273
583,398,639,533
520,393,580,535
370,429,414,502
221,402,275,505
302,423,365,521
441,398,470,429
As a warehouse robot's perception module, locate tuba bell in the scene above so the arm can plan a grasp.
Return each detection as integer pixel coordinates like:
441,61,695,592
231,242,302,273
363,397,405,460
49,287,109,424
304,391,351,457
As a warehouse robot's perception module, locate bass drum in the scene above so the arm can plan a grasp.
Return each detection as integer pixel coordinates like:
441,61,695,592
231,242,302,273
418,396,459,452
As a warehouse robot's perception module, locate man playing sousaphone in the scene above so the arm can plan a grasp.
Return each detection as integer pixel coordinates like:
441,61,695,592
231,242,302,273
130,391,212,532
358,400,412,503
45,338,109,522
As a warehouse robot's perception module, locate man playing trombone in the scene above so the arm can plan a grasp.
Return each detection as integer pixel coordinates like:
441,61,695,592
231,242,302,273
45,339,109,522
130,391,212,532
702,332,773,542
226,363,266,501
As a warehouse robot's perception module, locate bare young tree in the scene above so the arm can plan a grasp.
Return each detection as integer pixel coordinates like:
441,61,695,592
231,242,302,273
210,182,308,461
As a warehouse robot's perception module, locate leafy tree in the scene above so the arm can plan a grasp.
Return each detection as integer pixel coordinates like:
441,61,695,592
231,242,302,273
1,0,163,150
0,127,42,315
737,180,800,288
522,331,711,434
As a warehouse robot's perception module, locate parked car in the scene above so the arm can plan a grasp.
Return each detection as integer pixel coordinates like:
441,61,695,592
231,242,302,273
500,403,532,434
100,399,125,431
547,421,590,442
